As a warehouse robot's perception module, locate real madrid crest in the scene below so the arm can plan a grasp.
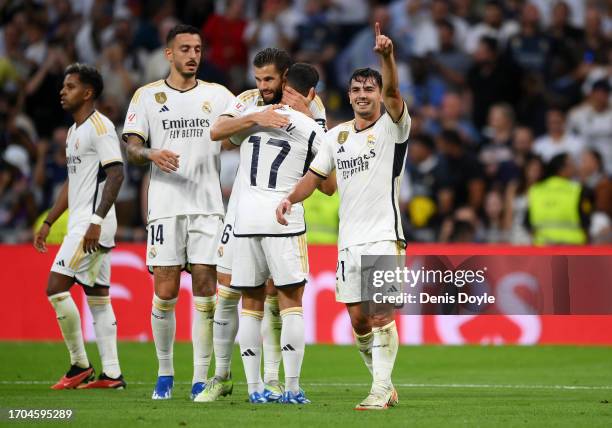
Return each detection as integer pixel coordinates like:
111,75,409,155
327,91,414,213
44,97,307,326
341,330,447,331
217,246,224,257
338,131,349,144
148,246,157,258
202,101,212,114
154,92,167,104
367,134,376,148
75,139,80,150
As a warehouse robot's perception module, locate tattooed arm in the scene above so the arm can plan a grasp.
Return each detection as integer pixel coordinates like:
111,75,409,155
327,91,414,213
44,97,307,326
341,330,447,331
124,134,179,172
83,164,124,253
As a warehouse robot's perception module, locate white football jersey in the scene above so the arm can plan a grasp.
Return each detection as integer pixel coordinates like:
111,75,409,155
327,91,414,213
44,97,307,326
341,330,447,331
232,105,325,236
222,88,328,227
66,111,122,246
309,104,411,250
122,79,236,222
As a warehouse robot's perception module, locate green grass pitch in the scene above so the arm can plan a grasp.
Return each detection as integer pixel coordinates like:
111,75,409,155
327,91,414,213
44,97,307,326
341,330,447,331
0,343,611,427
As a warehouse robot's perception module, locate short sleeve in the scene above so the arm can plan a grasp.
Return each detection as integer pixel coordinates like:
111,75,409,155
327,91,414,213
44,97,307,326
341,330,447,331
310,95,327,131
382,101,411,144
309,132,335,178
221,98,248,118
94,122,123,168
122,88,149,143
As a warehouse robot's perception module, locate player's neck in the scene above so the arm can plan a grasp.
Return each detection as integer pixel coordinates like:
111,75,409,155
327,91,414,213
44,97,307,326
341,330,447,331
166,70,198,91
73,104,95,127
353,111,382,132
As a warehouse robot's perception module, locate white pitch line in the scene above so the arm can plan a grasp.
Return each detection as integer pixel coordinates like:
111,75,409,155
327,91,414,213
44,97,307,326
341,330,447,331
1,381,611,390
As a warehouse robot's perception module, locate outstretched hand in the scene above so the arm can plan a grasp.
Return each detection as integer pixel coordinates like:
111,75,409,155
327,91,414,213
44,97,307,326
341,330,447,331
373,22,393,57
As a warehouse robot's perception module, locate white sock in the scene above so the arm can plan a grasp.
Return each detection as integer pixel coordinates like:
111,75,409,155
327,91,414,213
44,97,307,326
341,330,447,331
240,310,264,395
151,295,177,376
213,285,240,379
262,296,282,384
354,329,373,375
372,321,399,394
280,307,305,394
49,292,89,368
192,295,215,384
87,295,121,378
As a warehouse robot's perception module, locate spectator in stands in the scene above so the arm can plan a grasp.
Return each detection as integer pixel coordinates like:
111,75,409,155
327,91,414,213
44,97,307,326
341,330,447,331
466,36,521,131
504,154,544,244
580,149,612,243
465,0,519,54
505,3,551,75
533,108,584,163
429,19,472,90
401,134,452,242
294,0,337,74
511,125,535,168
479,103,518,186
567,79,612,174
527,153,589,245
437,129,485,213
202,0,248,93
0,154,37,242
482,189,508,243
423,91,479,145
32,127,68,211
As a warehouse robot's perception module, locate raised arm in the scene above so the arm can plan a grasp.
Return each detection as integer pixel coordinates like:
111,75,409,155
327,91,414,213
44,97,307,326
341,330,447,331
276,171,324,225
374,22,404,121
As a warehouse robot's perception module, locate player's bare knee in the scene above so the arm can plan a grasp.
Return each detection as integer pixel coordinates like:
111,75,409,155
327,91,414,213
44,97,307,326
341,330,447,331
191,264,216,297
371,312,394,328
46,272,73,296
265,279,277,296
217,271,231,287
278,286,304,311
241,287,266,311
83,285,110,297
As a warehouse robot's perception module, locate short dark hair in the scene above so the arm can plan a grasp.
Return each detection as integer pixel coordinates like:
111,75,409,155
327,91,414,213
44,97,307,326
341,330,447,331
546,153,569,177
349,67,382,90
479,36,498,54
64,63,104,99
286,63,319,97
166,24,200,45
253,48,292,75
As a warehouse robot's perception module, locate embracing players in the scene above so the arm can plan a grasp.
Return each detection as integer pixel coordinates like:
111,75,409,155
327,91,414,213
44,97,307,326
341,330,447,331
122,24,236,400
195,48,327,403
212,63,327,404
277,23,411,410
34,63,126,389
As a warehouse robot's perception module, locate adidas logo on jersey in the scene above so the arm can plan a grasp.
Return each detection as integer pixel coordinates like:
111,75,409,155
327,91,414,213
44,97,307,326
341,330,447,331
282,344,295,351
337,146,346,154
241,349,256,357
56,259,65,267
159,105,170,113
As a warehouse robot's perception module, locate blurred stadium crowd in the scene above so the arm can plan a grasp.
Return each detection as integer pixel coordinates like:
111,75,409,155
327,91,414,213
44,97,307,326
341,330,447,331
0,0,611,244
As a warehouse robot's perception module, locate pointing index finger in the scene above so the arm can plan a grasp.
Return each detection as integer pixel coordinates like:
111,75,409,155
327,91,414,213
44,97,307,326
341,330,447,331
375,22,381,38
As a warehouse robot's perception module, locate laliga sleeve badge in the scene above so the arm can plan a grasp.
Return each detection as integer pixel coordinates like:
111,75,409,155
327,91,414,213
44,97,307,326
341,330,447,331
338,131,349,144
154,92,167,104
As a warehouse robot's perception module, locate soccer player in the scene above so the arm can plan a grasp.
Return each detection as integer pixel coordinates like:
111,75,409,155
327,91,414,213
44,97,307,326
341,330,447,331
33,63,126,390
122,24,236,400
277,23,411,410
194,48,327,403
219,63,325,404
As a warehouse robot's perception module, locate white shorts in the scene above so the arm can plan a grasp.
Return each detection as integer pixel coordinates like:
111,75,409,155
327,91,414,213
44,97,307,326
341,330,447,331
231,234,309,289
146,214,224,269
215,209,236,275
51,233,111,287
336,240,406,303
